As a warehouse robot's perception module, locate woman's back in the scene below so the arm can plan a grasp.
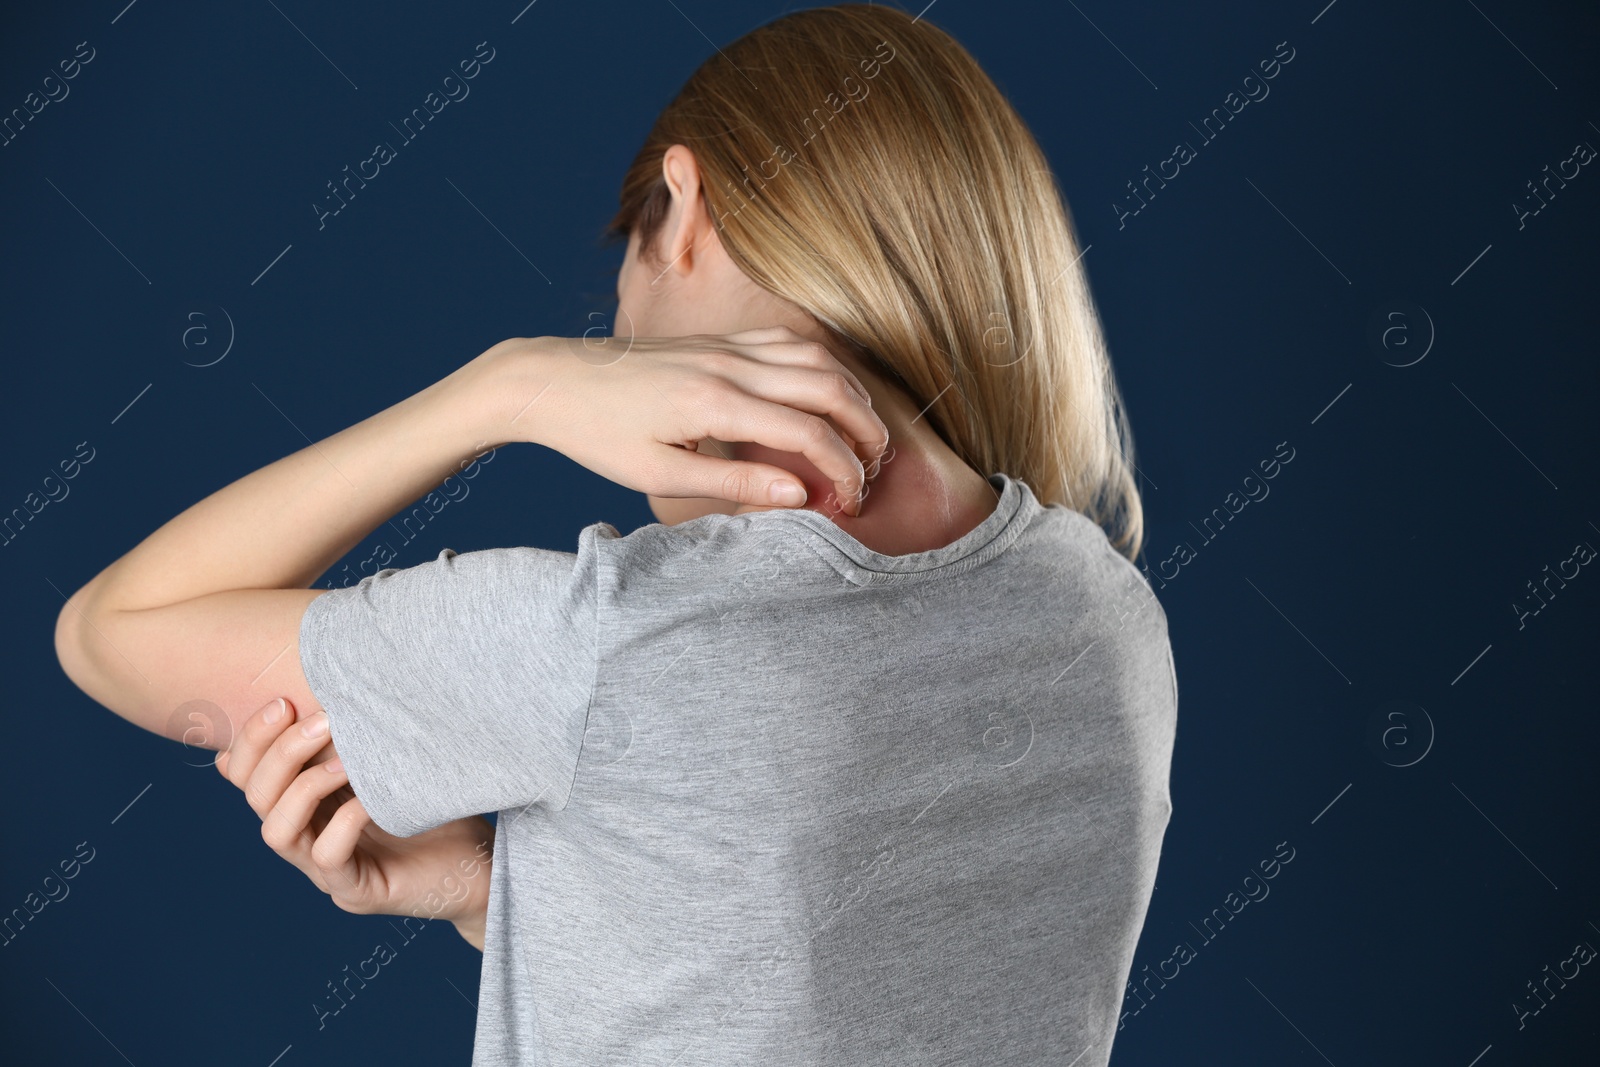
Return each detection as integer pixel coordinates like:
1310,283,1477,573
294,13,1179,1050
303,471,1177,1064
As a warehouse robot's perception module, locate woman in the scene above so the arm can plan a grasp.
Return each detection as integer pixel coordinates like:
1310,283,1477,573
56,5,1176,1064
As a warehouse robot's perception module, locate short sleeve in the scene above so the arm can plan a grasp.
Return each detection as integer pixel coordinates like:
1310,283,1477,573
297,526,606,838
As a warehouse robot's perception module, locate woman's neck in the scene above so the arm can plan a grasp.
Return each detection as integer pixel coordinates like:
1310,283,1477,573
703,308,1000,554
730,376,1000,555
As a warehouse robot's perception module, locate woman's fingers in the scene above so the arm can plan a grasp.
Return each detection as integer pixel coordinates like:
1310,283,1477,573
217,697,297,790
309,795,376,901
665,419,859,516
704,387,884,514
531,327,893,513
259,750,350,857
240,711,338,824
212,695,380,912
658,448,817,510
726,329,874,403
721,361,889,476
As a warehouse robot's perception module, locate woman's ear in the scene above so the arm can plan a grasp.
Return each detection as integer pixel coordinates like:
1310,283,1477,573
660,145,710,277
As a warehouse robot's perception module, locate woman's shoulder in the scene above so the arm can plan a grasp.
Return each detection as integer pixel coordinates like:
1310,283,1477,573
581,510,784,579
1017,501,1171,643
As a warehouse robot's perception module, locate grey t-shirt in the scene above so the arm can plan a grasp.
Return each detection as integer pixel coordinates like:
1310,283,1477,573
298,471,1177,1066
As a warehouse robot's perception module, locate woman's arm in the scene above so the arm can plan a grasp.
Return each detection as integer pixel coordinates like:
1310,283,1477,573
54,344,522,740
55,330,885,744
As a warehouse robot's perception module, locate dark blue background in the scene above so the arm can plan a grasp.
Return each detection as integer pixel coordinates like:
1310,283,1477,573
3,1,1596,1063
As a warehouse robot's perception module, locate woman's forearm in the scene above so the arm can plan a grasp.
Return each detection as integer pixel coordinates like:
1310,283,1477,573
74,346,529,616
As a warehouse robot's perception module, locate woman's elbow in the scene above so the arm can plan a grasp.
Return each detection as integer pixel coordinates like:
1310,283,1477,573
52,592,158,737
53,593,94,697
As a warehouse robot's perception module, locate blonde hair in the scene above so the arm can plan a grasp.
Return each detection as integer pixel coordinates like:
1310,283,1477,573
605,4,1145,561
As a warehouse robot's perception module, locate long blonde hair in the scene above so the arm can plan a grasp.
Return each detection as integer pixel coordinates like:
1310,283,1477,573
605,4,1145,561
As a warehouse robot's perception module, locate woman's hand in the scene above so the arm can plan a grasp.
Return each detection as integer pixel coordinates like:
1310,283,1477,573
487,326,890,516
216,697,494,949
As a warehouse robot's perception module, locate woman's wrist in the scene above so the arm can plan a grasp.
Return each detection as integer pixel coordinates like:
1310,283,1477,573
464,336,580,453
429,340,540,452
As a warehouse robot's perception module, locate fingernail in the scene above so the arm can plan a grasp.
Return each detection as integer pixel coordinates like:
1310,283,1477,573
769,481,806,506
262,698,285,725
301,713,329,738
325,758,344,775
